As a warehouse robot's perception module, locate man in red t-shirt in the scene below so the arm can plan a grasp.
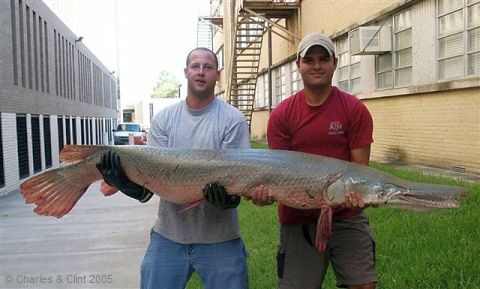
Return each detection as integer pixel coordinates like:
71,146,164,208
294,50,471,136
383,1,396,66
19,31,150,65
254,32,377,289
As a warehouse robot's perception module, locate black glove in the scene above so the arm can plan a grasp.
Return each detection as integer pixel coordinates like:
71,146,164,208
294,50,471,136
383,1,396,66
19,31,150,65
203,182,240,209
96,150,153,203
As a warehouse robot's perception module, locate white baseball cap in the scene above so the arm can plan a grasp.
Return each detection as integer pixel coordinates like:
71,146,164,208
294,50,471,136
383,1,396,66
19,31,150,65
297,32,335,60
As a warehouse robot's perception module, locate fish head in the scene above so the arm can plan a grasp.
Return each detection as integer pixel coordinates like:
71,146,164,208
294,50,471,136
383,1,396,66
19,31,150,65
361,181,467,209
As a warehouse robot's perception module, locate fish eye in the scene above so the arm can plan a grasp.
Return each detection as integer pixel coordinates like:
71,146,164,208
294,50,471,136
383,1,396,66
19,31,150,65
378,190,387,198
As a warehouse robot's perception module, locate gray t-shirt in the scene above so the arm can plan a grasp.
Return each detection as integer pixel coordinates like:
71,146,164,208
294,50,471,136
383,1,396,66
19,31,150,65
147,98,251,244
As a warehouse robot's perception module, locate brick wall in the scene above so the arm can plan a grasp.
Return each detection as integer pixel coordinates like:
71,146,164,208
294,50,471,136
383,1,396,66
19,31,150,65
366,89,480,174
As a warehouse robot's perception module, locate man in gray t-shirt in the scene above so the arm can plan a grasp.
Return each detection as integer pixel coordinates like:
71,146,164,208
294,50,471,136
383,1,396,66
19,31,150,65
149,97,250,245
96,48,250,289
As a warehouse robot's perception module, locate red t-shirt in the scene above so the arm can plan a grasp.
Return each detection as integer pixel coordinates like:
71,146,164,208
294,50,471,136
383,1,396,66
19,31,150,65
267,87,374,225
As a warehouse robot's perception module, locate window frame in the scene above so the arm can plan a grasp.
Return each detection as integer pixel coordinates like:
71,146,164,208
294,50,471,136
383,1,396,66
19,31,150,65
274,66,285,105
376,10,413,90
216,46,224,71
337,36,362,93
437,0,480,80
290,61,303,94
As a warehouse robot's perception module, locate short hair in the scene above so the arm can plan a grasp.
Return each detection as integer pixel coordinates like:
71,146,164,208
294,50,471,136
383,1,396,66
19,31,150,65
185,47,219,69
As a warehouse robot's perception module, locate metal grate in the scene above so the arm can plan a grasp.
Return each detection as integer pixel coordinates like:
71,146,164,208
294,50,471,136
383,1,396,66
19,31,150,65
100,119,104,145
43,115,52,168
57,116,64,152
31,115,41,173
72,118,77,144
96,119,101,145
106,120,111,143
16,115,29,179
65,117,71,145
81,118,85,145
89,119,93,145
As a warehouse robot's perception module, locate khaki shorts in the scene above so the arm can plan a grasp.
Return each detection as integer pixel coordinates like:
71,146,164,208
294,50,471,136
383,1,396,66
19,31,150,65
277,213,376,289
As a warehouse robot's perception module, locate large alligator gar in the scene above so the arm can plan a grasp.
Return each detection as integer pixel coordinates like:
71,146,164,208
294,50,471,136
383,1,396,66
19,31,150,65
20,145,467,250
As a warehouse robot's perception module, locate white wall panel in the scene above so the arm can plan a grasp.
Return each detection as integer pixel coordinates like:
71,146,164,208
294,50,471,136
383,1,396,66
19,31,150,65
0,113,19,196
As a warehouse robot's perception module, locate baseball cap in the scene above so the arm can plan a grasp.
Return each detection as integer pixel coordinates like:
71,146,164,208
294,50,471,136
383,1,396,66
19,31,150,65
297,32,335,60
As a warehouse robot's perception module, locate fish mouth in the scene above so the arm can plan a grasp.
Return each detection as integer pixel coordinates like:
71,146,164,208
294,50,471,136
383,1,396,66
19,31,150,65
397,193,460,208
385,183,467,209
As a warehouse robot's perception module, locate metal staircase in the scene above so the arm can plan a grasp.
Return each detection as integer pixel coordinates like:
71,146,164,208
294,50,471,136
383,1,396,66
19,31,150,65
228,10,265,128
227,1,301,130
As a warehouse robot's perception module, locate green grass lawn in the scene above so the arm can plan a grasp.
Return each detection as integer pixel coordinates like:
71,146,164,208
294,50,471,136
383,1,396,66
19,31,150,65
186,143,480,289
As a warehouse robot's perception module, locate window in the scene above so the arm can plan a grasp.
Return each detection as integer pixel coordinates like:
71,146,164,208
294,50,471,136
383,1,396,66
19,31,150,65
376,12,412,89
337,36,362,93
376,10,412,89
216,46,224,70
263,73,270,107
290,61,303,94
394,10,413,86
437,0,480,79
274,66,285,105
468,0,480,75
255,74,265,108
377,52,393,89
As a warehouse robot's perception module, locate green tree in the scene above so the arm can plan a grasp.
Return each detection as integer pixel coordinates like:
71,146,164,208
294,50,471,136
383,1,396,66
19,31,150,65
151,70,180,98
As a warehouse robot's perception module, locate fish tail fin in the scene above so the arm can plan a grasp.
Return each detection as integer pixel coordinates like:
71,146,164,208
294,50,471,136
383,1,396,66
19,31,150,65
60,145,111,164
20,160,100,218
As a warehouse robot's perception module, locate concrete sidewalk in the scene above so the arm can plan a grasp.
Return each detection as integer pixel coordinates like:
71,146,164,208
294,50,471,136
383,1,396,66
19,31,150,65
0,182,159,289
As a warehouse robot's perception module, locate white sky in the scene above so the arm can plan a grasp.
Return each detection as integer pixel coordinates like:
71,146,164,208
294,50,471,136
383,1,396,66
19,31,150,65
44,0,210,105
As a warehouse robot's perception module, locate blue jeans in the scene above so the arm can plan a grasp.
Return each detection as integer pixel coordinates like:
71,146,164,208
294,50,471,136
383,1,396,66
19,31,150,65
140,230,249,289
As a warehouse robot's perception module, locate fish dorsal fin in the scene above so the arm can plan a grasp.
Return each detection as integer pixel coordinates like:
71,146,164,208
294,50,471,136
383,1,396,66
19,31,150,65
60,145,111,164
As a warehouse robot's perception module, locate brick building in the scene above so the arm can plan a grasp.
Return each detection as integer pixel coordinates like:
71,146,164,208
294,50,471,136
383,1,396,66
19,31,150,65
202,0,480,174
0,0,119,195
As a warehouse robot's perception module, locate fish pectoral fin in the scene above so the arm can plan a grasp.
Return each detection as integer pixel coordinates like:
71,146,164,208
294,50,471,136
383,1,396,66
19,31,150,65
317,171,343,193
323,171,343,187
305,171,343,202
